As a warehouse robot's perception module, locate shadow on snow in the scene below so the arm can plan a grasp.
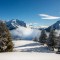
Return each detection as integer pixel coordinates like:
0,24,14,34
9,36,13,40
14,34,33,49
14,42,54,53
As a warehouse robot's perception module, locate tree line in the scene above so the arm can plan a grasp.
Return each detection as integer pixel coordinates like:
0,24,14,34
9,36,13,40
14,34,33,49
34,27,60,53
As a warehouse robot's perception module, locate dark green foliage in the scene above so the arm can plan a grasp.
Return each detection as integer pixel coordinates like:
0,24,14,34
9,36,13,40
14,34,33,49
47,27,57,50
55,35,60,52
39,29,47,44
0,21,13,52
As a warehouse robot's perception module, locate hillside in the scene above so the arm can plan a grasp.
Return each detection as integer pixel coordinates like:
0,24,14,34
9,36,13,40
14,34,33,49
46,20,60,32
13,40,49,52
0,40,60,60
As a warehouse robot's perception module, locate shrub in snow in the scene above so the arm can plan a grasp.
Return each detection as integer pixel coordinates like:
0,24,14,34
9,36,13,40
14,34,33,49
39,29,47,44
0,21,13,52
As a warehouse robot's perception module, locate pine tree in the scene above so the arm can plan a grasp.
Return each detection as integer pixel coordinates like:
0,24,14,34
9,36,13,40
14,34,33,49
0,21,13,52
55,35,60,52
47,27,57,50
39,29,47,44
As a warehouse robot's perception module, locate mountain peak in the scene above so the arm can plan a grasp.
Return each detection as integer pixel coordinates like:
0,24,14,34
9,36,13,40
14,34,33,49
6,19,26,30
56,20,60,23
46,20,60,32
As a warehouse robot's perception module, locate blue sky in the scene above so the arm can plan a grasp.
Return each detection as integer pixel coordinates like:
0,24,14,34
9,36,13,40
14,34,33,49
0,0,60,26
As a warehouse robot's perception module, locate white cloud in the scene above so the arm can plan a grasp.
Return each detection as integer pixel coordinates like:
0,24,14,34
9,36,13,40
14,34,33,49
40,25,49,28
39,14,60,20
26,23,38,27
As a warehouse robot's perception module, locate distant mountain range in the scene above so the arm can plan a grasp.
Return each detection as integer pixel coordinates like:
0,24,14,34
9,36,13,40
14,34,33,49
27,20,60,31
46,20,60,32
4,19,40,40
0,19,60,40
1,19,60,31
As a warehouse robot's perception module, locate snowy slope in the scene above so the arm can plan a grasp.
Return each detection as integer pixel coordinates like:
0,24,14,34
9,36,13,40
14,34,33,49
13,40,51,52
10,26,41,40
0,52,60,60
0,40,60,60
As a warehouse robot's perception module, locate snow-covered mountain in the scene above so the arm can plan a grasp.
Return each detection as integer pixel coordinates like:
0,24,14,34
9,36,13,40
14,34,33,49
6,19,26,30
46,20,60,32
5,19,41,40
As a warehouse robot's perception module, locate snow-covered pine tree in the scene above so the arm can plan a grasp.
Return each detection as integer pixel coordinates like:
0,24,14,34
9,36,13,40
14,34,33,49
47,26,57,50
55,34,60,52
0,21,13,52
39,29,47,44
